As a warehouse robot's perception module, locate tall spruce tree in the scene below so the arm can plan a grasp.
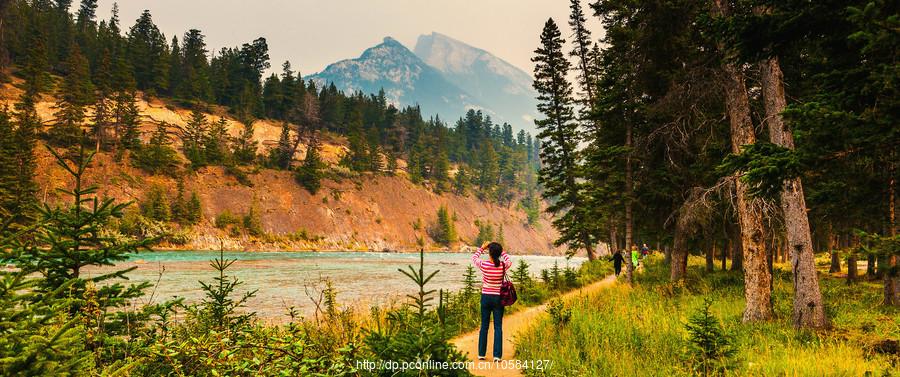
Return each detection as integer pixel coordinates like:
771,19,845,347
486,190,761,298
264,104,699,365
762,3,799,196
532,18,596,260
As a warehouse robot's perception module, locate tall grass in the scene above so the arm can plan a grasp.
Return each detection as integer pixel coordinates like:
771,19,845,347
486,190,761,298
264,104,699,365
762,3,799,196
516,255,899,376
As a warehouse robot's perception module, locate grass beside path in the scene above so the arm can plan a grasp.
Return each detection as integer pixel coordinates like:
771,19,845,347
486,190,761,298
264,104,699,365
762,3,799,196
515,255,899,376
451,274,619,377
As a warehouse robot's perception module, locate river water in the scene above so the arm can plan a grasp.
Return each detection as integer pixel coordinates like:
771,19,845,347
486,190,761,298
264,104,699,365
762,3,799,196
84,251,584,320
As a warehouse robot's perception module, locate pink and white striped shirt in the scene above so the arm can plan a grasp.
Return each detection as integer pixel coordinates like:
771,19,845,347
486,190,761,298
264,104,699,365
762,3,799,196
472,247,511,295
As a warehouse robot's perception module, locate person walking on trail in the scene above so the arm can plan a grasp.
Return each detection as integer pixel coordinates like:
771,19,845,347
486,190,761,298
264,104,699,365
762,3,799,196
610,250,625,277
631,245,640,268
472,241,511,362
641,243,650,256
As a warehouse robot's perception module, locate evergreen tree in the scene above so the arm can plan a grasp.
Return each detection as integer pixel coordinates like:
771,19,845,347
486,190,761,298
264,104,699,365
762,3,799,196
178,29,211,101
475,141,499,197
452,165,471,196
461,265,478,297
113,91,141,151
342,116,369,172
186,191,202,225
141,184,171,222
432,150,450,193
20,27,51,98
511,259,533,294
133,122,179,175
428,205,457,246
532,18,595,260
567,0,596,104
170,179,188,222
2,99,41,230
23,146,155,353
385,150,398,176
91,52,113,152
231,116,258,165
76,0,97,26
167,35,182,96
295,139,324,194
205,117,230,165
49,43,93,147
181,108,208,168
126,10,169,95
272,122,293,169
0,227,91,374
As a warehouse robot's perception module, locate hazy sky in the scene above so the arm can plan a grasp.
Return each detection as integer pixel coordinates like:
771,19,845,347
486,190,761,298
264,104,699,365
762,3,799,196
95,0,603,77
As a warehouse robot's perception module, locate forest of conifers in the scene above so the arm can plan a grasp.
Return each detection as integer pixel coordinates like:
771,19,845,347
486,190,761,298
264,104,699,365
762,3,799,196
531,0,898,327
0,0,541,213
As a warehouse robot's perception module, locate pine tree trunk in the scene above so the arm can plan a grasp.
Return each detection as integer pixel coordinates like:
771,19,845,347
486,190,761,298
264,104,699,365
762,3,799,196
760,56,825,328
624,122,634,283
610,225,618,253
706,239,715,272
671,220,688,280
584,234,598,261
664,244,671,265
828,223,841,273
722,238,728,270
712,4,771,319
731,235,744,272
867,254,876,279
885,164,898,306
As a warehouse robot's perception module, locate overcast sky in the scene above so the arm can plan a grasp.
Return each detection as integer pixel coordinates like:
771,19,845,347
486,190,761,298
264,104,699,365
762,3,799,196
95,0,603,77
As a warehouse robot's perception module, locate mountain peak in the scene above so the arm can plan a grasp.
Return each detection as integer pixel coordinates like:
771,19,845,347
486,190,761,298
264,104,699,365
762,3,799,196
382,36,402,46
413,32,538,131
306,37,479,123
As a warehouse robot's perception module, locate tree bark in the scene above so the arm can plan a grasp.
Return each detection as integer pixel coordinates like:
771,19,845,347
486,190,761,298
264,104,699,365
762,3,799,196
712,0,772,320
828,223,841,273
885,163,898,306
706,238,715,272
664,244,671,265
671,220,688,280
610,225,618,254
867,254,876,279
760,56,826,328
731,234,744,272
722,238,728,270
624,122,634,283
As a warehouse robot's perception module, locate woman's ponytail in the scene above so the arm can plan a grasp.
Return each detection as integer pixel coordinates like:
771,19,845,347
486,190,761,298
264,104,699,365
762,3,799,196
488,242,503,267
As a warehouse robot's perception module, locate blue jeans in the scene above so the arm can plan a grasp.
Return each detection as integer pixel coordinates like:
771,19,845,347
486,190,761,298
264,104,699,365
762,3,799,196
478,293,504,358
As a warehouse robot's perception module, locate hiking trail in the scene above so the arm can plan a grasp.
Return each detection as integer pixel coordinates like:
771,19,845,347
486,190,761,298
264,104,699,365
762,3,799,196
450,274,618,377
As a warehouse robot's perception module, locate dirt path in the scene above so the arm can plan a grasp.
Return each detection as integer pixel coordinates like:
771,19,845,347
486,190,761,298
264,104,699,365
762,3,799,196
451,274,618,377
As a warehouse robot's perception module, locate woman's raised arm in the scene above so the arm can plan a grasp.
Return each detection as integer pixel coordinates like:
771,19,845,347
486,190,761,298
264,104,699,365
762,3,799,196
472,245,485,269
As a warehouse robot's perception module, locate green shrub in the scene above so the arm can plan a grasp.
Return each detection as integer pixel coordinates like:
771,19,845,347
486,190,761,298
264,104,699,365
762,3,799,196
685,299,736,376
242,206,264,236
546,298,571,325
132,123,180,175
427,206,457,246
214,210,240,229
140,184,171,221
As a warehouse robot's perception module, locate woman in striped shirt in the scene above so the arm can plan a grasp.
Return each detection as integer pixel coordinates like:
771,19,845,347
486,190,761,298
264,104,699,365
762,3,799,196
472,241,511,361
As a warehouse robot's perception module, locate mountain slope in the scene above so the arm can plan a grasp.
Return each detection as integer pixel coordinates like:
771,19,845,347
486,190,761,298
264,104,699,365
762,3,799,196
1,78,563,254
414,32,540,132
306,37,482,122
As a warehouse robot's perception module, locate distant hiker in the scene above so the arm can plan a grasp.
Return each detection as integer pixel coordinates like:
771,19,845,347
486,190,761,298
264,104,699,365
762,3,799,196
609,250,625,276
631,245,640,268
641,243,650,256
472,241,511,362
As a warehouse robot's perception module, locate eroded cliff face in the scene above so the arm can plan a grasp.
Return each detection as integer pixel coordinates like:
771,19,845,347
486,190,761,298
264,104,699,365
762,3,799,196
5,81,563,254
